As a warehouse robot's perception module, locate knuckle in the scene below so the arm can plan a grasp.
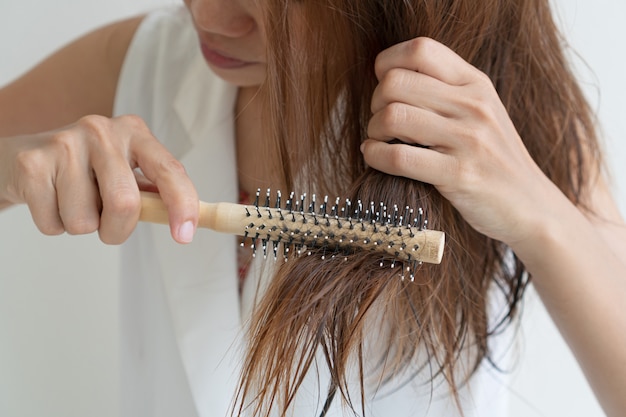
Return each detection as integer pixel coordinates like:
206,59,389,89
379,102,408,129
373,69,414,114
76,115,117,149
105,189,141,217
64,217,100,236
380,68,408,94
12,151,54,203
386,144,413,173
117,114,149,131
77,114,110,136
14,148,45,180
474,70,494,87
49,131,80,159
405,36,433,60
159,157,187,176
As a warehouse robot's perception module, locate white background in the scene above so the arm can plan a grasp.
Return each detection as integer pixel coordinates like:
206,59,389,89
0,1,623,416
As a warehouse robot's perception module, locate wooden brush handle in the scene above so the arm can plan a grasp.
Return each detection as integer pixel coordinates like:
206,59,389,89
139,191,246,233
139,191,445,264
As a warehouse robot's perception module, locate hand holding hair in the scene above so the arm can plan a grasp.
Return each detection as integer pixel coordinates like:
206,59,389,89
362,37,551,248
362,35,626,417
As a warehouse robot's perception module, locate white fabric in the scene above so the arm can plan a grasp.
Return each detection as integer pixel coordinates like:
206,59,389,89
113,6,514,417
114,8,240,417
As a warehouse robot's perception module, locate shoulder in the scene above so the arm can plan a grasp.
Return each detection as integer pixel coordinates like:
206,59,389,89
113,7,200,121
121,6,197,73
115,6,199,109
0,13,145,134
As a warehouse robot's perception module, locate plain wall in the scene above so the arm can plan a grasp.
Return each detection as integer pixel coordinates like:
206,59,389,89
0,1,623,416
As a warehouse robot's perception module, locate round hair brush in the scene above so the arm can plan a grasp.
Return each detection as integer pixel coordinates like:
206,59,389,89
140,190,445,273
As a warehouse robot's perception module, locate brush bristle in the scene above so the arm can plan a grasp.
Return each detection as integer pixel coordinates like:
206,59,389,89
239,189,444,276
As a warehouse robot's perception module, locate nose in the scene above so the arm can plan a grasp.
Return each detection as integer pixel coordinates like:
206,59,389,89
186,0,256,38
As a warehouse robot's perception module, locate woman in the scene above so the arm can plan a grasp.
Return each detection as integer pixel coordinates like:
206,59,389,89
0,0,624,416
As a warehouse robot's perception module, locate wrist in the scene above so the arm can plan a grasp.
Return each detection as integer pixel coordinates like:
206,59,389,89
506,188,585,276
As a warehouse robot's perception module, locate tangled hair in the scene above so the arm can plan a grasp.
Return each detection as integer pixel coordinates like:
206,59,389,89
235,0,602,415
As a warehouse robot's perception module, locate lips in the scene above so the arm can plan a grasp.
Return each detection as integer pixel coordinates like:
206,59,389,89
200,43,254,69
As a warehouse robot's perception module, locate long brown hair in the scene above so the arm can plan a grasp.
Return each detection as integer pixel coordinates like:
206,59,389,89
235,0,601,415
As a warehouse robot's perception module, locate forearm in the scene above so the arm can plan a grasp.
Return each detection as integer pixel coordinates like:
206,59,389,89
0,16,142,138
511,195,626,417
0,137,16,211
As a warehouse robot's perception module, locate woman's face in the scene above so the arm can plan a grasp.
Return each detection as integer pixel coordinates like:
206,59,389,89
183,0,267,87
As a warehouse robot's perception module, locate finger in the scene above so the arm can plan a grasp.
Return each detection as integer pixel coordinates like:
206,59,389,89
91,153,141,245
374,37,481,86
24,184,65,236
11,143,65,235
56,162,101,236
370,68,457,116
360,139,454,186
130,136,199,244
367,102,458,149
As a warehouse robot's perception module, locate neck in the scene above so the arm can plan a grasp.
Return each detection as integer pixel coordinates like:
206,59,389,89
235,86,283,200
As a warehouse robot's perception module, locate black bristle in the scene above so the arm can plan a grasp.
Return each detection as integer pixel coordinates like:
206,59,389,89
416,208,423,230
403,206,410,227
321,196,329,216
237,188,438,279
275,190,282,208
254,189,260,207
286,192,294,213
272,241,279,260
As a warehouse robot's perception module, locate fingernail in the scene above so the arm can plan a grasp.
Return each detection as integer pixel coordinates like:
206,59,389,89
360,142,366,153
178,221,195,243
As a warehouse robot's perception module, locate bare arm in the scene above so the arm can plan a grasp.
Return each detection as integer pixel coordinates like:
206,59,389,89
362,37,626,416
513,175,626,417
0,16,143,137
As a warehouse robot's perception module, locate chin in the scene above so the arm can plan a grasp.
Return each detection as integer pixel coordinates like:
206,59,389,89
209,64,266,88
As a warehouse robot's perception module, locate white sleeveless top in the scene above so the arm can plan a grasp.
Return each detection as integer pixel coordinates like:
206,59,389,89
113,7,514,417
